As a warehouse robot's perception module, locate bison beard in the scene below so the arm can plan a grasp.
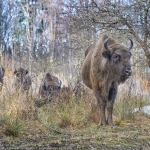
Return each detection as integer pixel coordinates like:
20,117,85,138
81,34,133,126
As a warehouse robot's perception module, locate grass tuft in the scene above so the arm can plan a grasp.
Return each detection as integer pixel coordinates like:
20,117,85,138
0,114,24,137
114,96,149,121
38,97,91,130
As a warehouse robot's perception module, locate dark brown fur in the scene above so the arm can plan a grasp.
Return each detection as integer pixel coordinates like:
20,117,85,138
39,72,62,98
14,68,31,93
81,34,133,126
0,66,5,90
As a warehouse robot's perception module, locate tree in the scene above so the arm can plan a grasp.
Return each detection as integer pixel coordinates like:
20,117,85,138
66,0,150,66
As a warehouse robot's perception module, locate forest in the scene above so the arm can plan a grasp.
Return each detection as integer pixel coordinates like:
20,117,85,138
0,0,150,149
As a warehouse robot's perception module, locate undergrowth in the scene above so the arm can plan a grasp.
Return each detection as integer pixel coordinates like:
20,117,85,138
0,75,150,137
38,97,91,130
114,96,149,123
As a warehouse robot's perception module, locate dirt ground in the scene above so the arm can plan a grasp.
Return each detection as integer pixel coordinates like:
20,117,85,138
0,116,150,150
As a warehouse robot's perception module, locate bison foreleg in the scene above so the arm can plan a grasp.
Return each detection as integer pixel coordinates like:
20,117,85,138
98,102,107,126
93,88,107,126
106,102,114,126
107,83,118,126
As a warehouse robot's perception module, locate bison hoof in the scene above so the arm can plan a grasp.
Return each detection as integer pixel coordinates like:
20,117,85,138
107,122,115,126
98,122,107,127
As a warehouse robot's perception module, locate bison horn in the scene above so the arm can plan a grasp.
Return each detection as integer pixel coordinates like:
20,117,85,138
104,38,111,51
128,38,133,50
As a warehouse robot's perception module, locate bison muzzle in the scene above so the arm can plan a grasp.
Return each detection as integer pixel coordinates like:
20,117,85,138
81,34,133,126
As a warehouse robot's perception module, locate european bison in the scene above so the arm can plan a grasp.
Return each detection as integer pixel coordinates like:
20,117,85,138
81,34,133,126
0,65,5,90
39,72,62,98
14,68,31,93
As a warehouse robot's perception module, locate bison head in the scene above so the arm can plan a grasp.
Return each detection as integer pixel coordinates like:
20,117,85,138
14,68,28,83
41,73,61,97
14,68,31,93
102,38,133,83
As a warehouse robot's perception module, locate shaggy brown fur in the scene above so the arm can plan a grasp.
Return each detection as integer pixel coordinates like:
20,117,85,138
39,72,62,98
0,65,5,90
81,34,133,126
14,68,31,93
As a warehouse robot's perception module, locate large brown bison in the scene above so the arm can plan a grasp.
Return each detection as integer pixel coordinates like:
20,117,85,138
39,72,62,98
14,68,31,93
0,65,5,90
81,34,133,126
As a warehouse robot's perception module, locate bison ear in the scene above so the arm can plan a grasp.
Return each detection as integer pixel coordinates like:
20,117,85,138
25,70,28,74
102,51,111,59
14,69,17,74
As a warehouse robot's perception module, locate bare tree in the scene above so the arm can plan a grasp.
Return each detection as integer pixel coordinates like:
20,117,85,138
64,0,150,66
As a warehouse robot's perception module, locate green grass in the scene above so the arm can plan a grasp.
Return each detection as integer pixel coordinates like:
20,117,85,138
38,97,90,130
0,115,24,137
114,96,149,121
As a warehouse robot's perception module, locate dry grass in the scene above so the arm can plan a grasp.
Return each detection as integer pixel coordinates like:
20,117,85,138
0,69,150,149
0,77,149,135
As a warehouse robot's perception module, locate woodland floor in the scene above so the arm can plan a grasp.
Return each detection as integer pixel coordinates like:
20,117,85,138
0,113,150,150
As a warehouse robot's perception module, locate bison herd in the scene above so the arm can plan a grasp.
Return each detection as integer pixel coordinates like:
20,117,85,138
0,34,133,126
0,66,62,98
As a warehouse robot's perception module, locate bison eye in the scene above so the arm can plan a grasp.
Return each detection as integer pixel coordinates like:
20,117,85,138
112,54,120,63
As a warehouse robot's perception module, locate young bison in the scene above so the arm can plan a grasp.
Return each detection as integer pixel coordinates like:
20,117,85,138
82,34,133,126
39,72,62,98
14,68,31,93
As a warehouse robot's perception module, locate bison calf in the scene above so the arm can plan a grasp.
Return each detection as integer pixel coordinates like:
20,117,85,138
39,72,62,98
82,34,133,126
14,68,31,93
